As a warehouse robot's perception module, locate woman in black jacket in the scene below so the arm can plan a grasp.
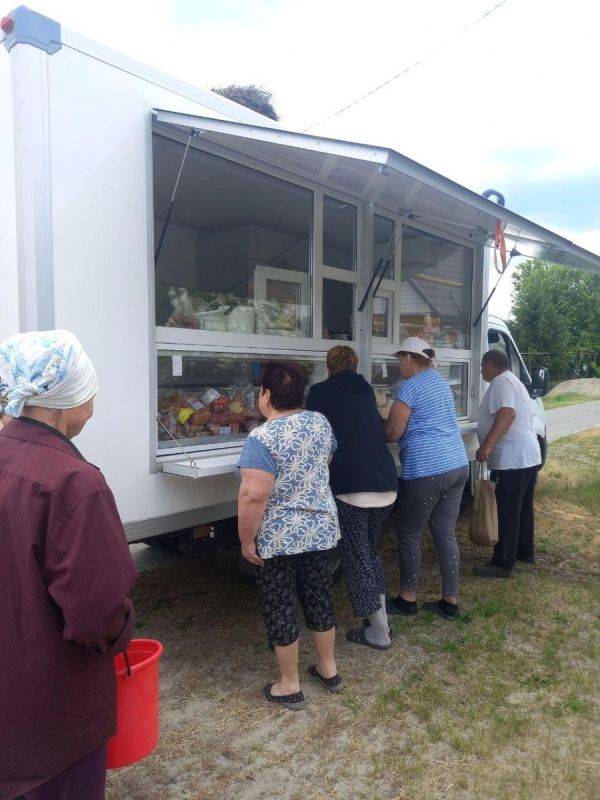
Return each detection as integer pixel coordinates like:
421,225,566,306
306,346,398,650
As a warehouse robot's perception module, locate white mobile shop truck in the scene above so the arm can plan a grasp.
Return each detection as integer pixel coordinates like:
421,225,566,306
2,7,599,548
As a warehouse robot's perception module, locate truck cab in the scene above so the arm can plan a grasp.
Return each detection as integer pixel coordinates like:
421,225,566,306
486,314,548,465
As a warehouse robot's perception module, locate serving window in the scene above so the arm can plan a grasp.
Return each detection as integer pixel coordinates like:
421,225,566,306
400,226,472,350
151,128,477,465
153,135,312,337
371,359,469,420
320,194,359,342
156,350,327,452
323,195,357,271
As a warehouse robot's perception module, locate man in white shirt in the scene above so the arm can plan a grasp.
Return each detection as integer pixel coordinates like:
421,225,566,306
474,349,541,578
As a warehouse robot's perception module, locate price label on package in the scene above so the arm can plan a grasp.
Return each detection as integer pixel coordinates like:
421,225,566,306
172,355,183,377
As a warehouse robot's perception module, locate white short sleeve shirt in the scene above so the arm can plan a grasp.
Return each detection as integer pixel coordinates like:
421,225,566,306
478,371,541,470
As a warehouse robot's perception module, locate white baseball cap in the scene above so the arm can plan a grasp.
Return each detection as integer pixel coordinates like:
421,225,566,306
395,337,436,364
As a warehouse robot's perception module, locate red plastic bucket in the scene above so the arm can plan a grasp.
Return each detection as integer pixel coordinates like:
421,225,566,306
107,639,164,769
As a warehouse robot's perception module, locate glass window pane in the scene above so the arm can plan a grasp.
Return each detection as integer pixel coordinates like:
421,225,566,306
371,359,403,418
371,360,468,418
437,362,469,417
323,195,357,270
372,294,390,338
487,329,523,380
153,134,312,336
400,226,472,349
373,214,395,279
157,351,327,450
323,279,354,340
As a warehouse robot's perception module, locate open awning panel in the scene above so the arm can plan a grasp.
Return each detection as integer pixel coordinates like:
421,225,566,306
154,109,600,276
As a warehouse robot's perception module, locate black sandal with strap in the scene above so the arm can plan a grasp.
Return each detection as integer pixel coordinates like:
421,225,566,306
345,626,392,651
308,664,343,693
263,683,306,711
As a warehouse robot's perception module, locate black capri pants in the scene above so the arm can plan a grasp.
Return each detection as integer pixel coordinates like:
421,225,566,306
335,500,395,617
256,549,337,647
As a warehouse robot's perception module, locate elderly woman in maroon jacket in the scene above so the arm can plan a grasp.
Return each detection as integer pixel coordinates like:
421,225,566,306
0,330,137,800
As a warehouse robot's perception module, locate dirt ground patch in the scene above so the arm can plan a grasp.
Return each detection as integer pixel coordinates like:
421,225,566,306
107,440,600,800
547,378,600,398
544,379,600,410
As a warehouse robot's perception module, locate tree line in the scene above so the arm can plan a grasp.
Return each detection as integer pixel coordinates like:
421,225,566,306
508,260,600,381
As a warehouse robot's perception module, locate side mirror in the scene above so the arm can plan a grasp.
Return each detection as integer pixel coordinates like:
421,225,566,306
531,366,549,398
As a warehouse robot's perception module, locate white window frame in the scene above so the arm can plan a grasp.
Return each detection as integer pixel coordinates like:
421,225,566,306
253,265,311,337
372,289,394,344
319,190,362,344
152,127,365,353
155,342,330,458
368,216,479,423
370,210,402,355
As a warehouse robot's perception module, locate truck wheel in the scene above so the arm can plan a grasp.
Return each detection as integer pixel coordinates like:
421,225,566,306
142,533,180,552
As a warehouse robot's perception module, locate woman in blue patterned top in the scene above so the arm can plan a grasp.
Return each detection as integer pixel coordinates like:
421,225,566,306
384,338,469,620
238,362,342,710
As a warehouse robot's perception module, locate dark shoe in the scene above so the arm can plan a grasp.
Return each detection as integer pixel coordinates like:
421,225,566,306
473,563,512,578
386,595,418,616
345,626,392,651
263,683,306,711
422,599,460,620
308,664,343,693
516,554,535,564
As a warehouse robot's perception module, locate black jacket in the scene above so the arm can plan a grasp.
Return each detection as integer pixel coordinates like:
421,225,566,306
306,370,398,495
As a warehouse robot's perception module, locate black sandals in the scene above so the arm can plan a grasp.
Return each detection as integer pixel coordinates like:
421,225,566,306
386,595,418,616
308,664,343,693
345,626,392,651
421,599,460,621
263,683,306,711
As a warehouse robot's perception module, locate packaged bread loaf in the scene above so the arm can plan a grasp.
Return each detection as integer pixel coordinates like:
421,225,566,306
190,407,211,427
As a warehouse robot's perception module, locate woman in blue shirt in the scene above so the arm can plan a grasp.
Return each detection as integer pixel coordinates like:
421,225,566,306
238,362,342,710
384,338,469,620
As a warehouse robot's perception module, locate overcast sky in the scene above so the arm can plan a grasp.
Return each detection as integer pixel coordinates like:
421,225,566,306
24,0,600,317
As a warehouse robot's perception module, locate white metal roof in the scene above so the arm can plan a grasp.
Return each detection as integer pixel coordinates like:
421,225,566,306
154,109,600,275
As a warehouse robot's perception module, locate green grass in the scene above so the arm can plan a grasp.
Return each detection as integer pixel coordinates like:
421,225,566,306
543,391,600,410
537,429,600,513
107,431,600,800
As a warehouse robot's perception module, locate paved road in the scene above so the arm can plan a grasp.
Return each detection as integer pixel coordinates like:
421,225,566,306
545,399,600,443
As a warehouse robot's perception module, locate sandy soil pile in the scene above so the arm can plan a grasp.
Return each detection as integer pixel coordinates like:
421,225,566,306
547,377,600,397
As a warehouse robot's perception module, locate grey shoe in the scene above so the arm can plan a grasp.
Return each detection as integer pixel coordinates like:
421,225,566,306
473,563,512,578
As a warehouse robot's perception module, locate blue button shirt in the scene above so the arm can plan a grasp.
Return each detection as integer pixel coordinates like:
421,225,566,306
395,369,468,480
238,411,341,559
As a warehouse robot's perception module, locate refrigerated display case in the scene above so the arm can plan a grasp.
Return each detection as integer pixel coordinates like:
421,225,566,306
157,350,327,452
371,359,469,419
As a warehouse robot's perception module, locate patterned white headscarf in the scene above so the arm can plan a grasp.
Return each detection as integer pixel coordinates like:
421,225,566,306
0,330,99,418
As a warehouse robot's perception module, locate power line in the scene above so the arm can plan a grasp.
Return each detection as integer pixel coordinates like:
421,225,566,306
302,0,511,133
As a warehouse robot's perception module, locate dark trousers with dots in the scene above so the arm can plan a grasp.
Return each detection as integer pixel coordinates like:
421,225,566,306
396,466,469,598
490,466,537,570
255,550,337,648
335,500,395,617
